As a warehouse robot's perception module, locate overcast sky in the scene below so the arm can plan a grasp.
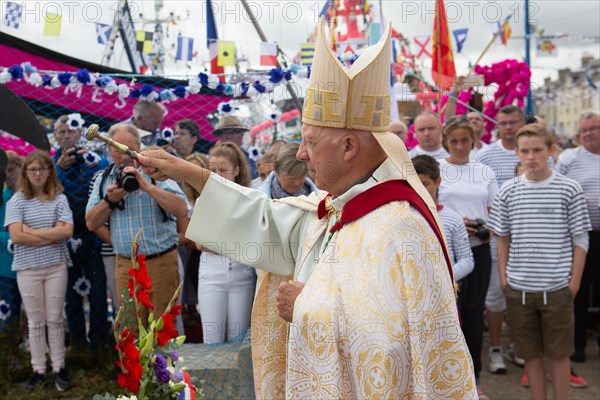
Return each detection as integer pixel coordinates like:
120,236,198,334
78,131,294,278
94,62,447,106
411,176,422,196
1,0,599,88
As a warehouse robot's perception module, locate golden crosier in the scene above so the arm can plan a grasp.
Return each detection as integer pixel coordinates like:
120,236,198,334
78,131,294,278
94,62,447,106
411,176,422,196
86,124,140,161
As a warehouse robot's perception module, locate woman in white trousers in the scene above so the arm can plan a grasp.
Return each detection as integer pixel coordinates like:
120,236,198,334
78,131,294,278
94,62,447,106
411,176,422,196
197,143,254,344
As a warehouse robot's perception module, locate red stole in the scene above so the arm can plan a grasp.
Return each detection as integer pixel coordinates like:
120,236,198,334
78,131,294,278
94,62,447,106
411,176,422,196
318,180,454,282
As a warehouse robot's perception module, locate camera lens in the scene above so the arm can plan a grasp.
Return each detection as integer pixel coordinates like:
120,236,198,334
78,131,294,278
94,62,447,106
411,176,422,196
120,173,139,192
476,228,491,242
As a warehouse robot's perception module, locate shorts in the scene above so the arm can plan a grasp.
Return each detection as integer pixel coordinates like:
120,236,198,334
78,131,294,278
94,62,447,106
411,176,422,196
505,285,574,360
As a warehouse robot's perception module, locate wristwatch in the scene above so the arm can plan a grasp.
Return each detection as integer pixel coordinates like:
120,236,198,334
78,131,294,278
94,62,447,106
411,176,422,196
103,195,119,210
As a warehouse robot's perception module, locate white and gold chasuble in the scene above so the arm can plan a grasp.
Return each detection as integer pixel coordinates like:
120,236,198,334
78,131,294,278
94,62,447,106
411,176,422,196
186,160,476,399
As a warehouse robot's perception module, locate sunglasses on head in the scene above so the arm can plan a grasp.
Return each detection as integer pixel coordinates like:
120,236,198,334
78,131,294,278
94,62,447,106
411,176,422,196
445,115,468,126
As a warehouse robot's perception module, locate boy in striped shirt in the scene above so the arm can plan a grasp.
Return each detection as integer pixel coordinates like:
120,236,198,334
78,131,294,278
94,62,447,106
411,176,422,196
487,124,592,400
412,155,474,281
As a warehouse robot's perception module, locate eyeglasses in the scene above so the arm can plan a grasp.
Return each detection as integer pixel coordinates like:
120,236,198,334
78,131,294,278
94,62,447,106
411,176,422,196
25,168,49,174
497,120,523,127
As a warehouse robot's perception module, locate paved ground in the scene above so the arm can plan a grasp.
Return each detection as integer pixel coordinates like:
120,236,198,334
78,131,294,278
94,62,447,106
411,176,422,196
478,329,600,400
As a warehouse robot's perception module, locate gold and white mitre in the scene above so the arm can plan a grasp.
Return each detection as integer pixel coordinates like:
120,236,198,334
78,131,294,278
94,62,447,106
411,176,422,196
302,16,447,242
302,19,391,131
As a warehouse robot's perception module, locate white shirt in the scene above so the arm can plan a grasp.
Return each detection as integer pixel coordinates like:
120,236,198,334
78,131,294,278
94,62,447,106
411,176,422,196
408,145,449,160
556,146,600,230
438,159,498,247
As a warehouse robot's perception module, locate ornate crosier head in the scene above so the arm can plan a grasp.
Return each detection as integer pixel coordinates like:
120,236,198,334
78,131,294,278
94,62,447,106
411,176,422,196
112,230,200,400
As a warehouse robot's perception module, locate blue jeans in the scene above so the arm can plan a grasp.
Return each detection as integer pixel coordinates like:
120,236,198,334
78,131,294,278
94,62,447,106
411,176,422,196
65,246,109,347
0,276,22,331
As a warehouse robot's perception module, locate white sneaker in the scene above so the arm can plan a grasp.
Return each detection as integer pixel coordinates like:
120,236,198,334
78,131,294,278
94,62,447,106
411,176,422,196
506,343,525,367
514,355,525,367
488,346,507,374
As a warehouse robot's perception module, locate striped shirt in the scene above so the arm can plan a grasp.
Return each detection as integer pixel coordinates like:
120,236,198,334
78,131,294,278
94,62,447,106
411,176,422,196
86,166,186,257
89,169,114,257
477,140,520,187
439,205,474,281
487,171,592,292
4,192,73,271
556,147,600,230
469,142,488,162
408,145,449,160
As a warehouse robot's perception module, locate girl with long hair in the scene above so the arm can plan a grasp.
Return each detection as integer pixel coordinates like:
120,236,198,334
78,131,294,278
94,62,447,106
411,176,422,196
4,151,74,392
197,142,254,344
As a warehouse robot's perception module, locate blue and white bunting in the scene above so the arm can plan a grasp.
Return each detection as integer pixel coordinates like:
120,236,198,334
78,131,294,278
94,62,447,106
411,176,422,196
176,36,194,62
3,2,22,29
96,23,112,45
452,28,469,54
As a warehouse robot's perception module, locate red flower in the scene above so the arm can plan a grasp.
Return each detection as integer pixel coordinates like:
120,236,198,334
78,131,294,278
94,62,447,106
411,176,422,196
116,328,143,393
157,305,183,347
128,252,154,310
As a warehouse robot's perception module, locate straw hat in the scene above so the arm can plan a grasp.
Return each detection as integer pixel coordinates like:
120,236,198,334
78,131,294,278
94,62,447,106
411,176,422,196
212,115,249,136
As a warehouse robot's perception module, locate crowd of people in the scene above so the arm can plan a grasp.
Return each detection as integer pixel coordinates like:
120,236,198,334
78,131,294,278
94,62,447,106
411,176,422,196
1,51,599,399
1,99,599,398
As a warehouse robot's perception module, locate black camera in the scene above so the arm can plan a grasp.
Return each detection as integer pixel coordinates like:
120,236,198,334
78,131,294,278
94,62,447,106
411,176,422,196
115,167,139,192
70,146,85,164
156,138,170,147
468,219,491,242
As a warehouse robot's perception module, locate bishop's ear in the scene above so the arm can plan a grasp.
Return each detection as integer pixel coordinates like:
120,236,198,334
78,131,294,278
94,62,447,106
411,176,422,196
341,134,360,162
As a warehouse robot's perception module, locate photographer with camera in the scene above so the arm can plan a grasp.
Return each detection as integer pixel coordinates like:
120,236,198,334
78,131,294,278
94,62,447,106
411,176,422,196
52,114,110,348
85,124,187,323
437,116,499,399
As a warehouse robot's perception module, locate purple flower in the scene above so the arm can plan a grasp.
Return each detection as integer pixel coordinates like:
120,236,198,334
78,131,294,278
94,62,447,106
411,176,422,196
155,366,170,384
169,351,179,362
153,354,170,384
153,353,167,369
172,369,184,383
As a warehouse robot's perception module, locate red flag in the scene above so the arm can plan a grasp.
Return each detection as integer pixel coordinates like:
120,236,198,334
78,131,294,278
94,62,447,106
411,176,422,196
209,40,224,80
260,42,278,67
432,0,456,90
501,20,512,46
